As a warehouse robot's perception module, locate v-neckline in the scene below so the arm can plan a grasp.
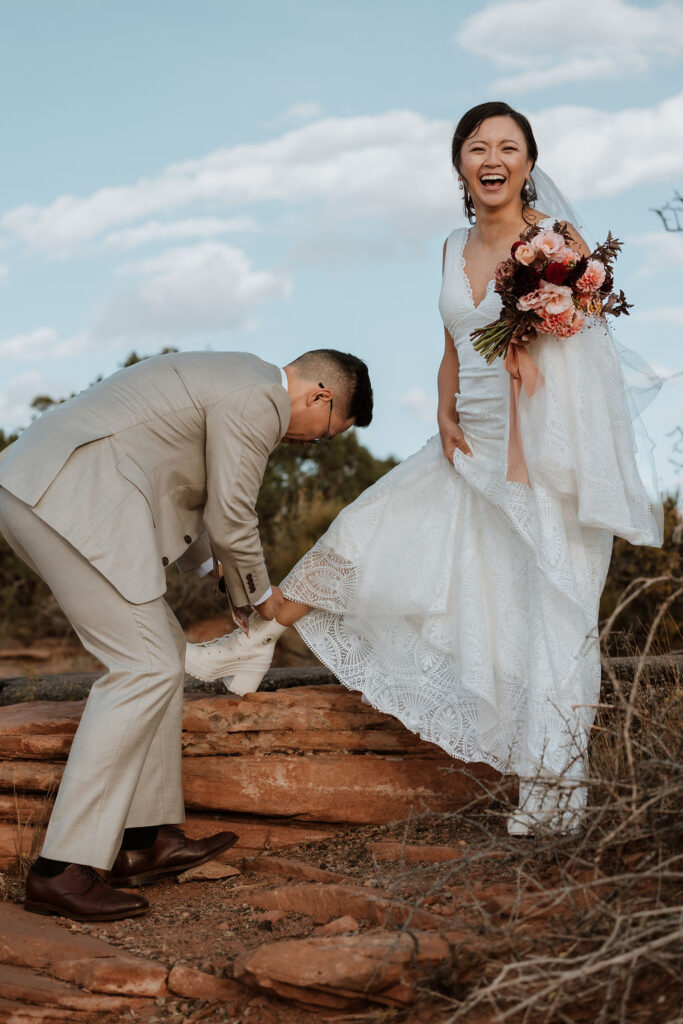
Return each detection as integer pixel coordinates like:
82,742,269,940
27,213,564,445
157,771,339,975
460,228,495,310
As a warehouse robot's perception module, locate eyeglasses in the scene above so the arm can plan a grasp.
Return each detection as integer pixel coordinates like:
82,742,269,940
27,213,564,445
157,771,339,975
308,384,333,445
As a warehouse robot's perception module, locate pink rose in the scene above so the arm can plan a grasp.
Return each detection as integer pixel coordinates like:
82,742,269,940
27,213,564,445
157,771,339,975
514,242,536,266
517,289,545,312
539,281,573,315
576,259,606,293
555,247,581,267
533,230,565,259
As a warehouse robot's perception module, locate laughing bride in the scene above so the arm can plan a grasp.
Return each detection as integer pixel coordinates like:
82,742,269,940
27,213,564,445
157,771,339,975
186,101,662,835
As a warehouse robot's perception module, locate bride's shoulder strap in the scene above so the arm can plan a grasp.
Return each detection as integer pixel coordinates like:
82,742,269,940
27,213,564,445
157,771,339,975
442,226,466,272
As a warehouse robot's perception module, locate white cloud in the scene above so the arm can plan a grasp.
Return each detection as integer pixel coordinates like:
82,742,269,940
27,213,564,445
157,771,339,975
102,216,256,250
0,327,89,361
631,231,683,277
631,306,683,328
532,95,683,199
0,371,68,431
457,0,683,92
284,101,324,122
399,386,435,422
0,112,455,252
2,96,683,264
94,241,290,339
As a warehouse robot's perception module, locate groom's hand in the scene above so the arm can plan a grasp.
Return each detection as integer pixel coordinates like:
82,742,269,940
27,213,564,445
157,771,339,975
255,586,284,621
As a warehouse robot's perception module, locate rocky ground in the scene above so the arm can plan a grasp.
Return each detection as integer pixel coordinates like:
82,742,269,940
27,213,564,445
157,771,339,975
0,677,514,1022
1,811,516,1024
0,647,680,1023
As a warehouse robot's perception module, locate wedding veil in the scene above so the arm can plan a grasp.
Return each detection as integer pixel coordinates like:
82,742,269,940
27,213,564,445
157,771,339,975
530,166,664,541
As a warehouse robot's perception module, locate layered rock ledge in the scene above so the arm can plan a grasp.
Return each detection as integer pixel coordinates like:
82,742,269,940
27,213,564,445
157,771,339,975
0,683,505,871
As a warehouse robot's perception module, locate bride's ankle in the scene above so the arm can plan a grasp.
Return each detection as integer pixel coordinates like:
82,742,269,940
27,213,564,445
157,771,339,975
275,603,311,628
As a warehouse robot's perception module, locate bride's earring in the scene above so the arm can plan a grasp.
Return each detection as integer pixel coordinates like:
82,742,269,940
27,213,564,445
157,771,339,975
522,176,537,205
458,178,464,190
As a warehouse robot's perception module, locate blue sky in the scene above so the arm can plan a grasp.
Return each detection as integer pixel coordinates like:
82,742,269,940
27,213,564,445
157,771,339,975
1,0,682,491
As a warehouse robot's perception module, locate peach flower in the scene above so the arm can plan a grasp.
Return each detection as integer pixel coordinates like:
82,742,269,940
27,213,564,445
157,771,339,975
533,230,565,259
540,308,585,338
514,242,536,266
576,259,606,293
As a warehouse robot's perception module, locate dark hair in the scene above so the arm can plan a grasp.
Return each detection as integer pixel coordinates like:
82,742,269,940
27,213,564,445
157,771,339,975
451,101,538,223
290,348,373,427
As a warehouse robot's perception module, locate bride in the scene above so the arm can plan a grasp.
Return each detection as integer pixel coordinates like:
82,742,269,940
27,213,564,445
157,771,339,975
186,101,662,833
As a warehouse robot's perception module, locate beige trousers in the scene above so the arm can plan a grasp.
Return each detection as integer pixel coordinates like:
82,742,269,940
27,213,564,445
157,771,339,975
0,487,186,870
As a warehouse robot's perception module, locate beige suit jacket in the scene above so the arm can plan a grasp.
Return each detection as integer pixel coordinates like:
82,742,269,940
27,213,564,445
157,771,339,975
0,352,290,606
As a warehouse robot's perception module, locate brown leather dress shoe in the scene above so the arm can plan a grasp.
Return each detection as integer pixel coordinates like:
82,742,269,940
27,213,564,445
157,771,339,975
25,863,149,921
109,825,238,887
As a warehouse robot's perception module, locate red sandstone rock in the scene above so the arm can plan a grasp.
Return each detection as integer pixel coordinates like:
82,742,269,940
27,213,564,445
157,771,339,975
0,761,63,792
240,883,444,929
183,727,429,755
182,814,335,859
0,903,168,997
0,793,52,823
0,701,84,737
235,930,451,1009
0,690,504,829
368,841,467,863
177,861,241,882
313,915,360,936
0,962,148,1012
167,964,244,1003
249,855,351,884
0,995,92,1021
182,686,392,731
0,821,42,871
182,752,496,824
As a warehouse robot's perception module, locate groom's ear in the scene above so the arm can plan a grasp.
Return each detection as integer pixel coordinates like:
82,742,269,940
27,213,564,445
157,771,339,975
307,384,333,407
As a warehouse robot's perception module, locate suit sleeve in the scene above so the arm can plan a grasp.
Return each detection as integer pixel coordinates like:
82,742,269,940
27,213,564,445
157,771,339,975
203,383,286,607
175,534,213,574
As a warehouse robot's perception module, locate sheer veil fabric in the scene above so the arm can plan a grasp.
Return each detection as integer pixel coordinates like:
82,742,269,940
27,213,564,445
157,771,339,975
281,168,662,824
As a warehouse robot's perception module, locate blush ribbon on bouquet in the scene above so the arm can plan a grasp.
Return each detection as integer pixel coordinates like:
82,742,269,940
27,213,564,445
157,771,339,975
504,339,543,486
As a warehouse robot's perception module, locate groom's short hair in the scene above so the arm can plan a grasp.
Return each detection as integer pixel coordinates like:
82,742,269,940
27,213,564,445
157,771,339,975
289,349,373,427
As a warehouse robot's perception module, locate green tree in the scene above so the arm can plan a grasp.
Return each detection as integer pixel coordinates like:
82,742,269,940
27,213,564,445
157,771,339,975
255,431,398,583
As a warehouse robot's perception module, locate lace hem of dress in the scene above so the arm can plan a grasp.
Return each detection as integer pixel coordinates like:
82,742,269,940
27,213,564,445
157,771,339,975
282,538,597,778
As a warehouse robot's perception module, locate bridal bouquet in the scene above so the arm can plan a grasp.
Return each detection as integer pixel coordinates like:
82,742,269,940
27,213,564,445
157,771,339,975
471,221,631,364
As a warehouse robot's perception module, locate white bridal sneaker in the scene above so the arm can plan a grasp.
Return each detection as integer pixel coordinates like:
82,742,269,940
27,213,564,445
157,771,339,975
184,615,286,695
506,776,585,836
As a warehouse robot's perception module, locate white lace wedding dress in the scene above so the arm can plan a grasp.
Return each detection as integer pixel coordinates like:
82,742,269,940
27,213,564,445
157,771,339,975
281,220,661,797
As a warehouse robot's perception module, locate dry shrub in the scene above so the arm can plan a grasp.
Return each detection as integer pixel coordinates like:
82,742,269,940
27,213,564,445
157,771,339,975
370,579,682,1024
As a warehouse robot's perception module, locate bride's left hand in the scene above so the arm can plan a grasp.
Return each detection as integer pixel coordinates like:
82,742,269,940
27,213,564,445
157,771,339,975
439,419,472,464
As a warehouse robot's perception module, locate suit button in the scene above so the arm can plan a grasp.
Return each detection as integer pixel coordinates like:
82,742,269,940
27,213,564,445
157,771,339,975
184,535,192,544
162,556,169,567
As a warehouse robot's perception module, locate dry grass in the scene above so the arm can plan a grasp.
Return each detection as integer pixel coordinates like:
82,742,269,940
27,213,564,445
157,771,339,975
13,782,56,883
371,579,683,1024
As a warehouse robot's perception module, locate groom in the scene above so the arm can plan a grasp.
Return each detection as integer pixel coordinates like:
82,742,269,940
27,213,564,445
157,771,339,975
0,348,372,921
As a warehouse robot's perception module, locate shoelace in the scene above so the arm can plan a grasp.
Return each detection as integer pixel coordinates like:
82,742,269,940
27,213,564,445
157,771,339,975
79,864,103,885
196,632,240,650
